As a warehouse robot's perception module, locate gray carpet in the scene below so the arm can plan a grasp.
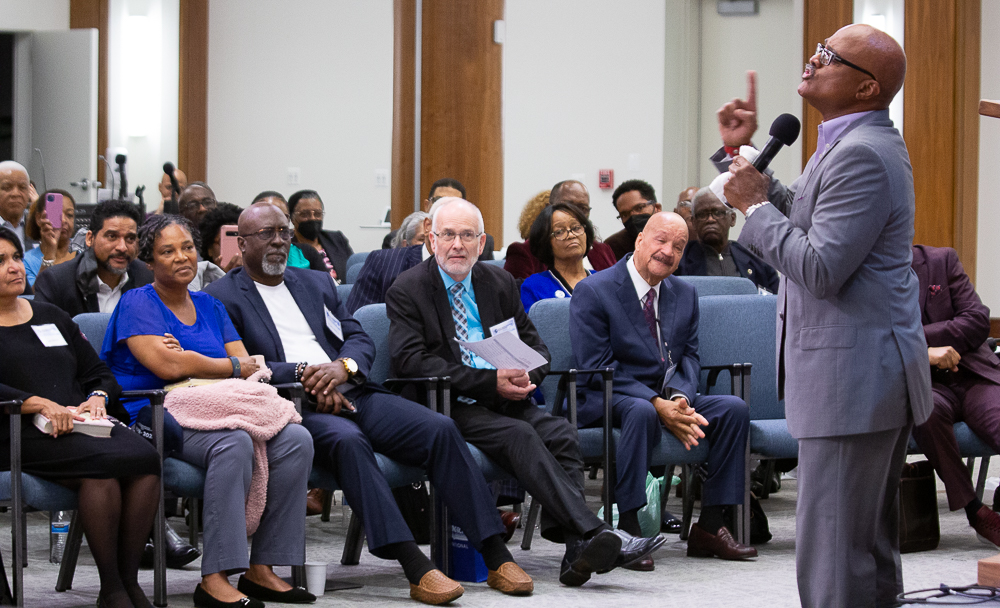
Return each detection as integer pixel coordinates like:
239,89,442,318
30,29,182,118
3,458,994,607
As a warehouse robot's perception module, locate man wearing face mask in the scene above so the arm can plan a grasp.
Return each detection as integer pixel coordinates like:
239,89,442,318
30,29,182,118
603,180,662,262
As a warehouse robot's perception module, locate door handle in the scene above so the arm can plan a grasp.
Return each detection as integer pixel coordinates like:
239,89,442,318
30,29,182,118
69,178,102,191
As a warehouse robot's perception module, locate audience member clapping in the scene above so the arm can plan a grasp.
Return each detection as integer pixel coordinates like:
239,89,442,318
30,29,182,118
24,189,78,286
520,202,595,312
100,214,315,607
0,226,161,608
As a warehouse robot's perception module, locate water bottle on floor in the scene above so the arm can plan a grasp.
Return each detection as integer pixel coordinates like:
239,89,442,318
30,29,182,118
50,511,69,563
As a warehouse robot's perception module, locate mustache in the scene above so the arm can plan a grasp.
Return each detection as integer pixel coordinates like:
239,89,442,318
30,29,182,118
651,253,673,265
803,63,815,77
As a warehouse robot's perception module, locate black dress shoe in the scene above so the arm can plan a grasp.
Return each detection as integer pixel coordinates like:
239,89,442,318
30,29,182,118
192,584,264,608
165,524,201,569
661,510,682,534
558,530,622,586
237,575,316,604
139,542,155,569
600,529,666,572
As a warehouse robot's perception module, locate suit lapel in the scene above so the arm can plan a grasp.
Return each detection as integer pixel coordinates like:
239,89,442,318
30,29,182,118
614,261,663,364
912,248,930,319
236,270,285,360
428,260,464,362
473,264,502,335
658,278,678,358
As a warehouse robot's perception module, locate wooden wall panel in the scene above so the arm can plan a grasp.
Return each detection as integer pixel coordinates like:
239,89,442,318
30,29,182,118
391,0,417,228
905,1,957,251
178,0,208,183
70,0,108,186
801,0,853,165
952,0,981,280
419,0,504,244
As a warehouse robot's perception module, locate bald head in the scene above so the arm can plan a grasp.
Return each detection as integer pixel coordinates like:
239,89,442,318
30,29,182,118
551,180,591,218
238,202,291,285
633,212,689,285
841,24,905,107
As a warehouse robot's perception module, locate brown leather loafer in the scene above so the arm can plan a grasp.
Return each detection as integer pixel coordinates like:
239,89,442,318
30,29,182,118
500,510,521,543
687,523,758,560
306,488,326,516
623,556,655,571
409,570,464,605
487,562,533,595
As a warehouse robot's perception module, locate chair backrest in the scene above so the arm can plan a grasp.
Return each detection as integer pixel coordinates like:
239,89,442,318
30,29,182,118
353,303,390,384
346,251,370,272
527,298,572,411
74,312,113,350
346,263,363,285
677,275,758,296
697,294,782,420
481,259,506,268
336,283,353,303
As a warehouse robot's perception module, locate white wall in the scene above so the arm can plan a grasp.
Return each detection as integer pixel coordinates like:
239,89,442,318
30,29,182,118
502,0,666,246
0,0,69,31
206,0,394,251
976,0,1000,309
698,0,804,238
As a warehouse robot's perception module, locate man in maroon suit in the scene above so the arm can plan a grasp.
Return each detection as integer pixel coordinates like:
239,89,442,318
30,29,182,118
504,180,616,280
911,244,1000,545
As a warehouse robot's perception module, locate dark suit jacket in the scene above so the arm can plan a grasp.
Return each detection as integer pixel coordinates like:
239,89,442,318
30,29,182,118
603,228,634,261
33,253,153,317
294,229,354,282
570,257,701,428
912,245,1000,386
346,244,424,313
204,266,378,393
503,239,617,281
384,229,496,261
676,240,779,293
386,257,550,409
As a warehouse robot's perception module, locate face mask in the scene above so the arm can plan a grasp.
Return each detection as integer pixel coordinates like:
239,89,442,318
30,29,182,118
297,220,323,241
624,213,652,239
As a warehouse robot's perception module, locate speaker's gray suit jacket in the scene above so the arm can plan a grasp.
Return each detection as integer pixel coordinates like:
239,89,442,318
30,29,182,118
731,109,932,439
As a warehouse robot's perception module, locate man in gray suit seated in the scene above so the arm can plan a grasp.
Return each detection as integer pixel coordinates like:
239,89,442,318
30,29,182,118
722,25,932,607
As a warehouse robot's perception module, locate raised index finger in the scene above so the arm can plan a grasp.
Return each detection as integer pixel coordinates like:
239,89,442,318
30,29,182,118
746,70,757,111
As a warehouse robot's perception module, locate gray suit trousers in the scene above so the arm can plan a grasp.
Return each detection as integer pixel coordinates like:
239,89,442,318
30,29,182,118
179,424,314,575
796,424,911,608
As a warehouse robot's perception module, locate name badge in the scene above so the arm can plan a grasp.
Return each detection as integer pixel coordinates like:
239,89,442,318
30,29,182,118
489,318,517,337
32,324,68,347
324,307,344,342
661,363,677,395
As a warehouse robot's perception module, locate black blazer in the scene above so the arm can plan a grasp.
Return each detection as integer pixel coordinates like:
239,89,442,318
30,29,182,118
382,229,496,261
676,240,779,293
386,257,549,409
294,229,354,282
204,266,378,393
33,253,153,317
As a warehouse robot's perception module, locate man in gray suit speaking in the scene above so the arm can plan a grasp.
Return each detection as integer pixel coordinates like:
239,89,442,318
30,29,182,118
720,25,932,607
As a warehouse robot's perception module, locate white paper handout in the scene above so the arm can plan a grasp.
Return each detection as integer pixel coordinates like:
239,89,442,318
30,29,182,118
457,330,547,372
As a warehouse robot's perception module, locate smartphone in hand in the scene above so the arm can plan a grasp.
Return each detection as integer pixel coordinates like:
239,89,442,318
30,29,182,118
44,193,64,230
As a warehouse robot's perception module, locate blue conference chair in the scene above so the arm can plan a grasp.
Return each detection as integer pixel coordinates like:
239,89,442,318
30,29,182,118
345,263,364,285
336,282,353,303
676,275,758,296
345,251,370,273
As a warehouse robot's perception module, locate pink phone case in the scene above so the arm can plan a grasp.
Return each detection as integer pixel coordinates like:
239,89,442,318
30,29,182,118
45,193,64,230
219,224,240,265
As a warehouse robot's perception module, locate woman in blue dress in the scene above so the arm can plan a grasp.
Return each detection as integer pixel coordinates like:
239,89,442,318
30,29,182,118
101,215,314,608
520,202,597,313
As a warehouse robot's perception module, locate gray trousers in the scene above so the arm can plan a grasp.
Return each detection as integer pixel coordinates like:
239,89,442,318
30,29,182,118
796,424,911,608
179,424,314,576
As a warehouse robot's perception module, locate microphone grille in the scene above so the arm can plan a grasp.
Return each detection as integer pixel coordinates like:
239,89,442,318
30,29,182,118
769,113,801,146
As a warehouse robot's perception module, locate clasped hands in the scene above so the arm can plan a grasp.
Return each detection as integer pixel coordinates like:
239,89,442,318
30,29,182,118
653,396,708,450
302,361,356,415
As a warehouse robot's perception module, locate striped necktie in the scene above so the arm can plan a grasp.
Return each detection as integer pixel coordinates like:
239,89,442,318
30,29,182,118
449,282,474,366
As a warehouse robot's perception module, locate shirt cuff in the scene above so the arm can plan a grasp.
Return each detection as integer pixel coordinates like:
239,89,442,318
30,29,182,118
745,201,770,218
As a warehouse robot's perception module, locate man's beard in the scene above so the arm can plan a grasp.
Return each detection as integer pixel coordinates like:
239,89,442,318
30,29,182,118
261,259,287,276
97,255,129,276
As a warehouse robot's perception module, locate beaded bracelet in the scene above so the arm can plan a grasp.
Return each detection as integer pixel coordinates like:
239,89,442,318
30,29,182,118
87,390,109,406
294,362,307,382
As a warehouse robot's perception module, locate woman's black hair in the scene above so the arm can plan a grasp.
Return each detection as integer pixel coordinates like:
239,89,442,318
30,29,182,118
137,214,201,264
197,202,243,260
287,190,323,218
0,226,24,258
528,202,594,268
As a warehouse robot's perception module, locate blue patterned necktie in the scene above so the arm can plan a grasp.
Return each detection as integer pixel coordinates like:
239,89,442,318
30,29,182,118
449,282,474,365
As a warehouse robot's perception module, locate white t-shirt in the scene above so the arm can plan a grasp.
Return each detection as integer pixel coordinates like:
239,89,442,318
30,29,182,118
254,280,332,365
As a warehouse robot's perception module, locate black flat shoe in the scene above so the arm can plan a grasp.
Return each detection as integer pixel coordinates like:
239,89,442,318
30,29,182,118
192,584,264,608
237,575,316,604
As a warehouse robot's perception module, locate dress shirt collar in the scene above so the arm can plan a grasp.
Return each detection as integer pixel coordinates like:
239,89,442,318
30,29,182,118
627,254,659,308
816,111,873,156
422,244,433,261
437,265,472,295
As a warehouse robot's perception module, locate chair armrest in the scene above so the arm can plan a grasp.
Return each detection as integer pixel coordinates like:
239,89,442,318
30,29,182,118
272,382,305,413
386,376,446,415
702,363,749,398
122,390,167,461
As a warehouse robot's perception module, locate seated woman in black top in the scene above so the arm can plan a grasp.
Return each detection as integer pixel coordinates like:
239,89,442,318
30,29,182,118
0,227,160,608
287,189,354,282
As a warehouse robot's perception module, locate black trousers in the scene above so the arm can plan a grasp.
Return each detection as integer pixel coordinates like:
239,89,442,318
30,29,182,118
302,390,505,558
450,400,605,543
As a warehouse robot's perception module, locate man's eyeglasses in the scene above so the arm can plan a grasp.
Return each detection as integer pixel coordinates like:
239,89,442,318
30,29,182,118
616,200,657,220
551,225,585,240
240,227,294,242
434,230,482,244
694,209,732,221
815,43,878,82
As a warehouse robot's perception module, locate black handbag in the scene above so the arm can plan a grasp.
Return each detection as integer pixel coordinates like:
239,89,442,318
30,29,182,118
898,460,940,553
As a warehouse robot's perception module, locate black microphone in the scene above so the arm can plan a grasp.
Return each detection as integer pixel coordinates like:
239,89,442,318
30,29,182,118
752,113,801,173
115,154,128,200
163,162,180,215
